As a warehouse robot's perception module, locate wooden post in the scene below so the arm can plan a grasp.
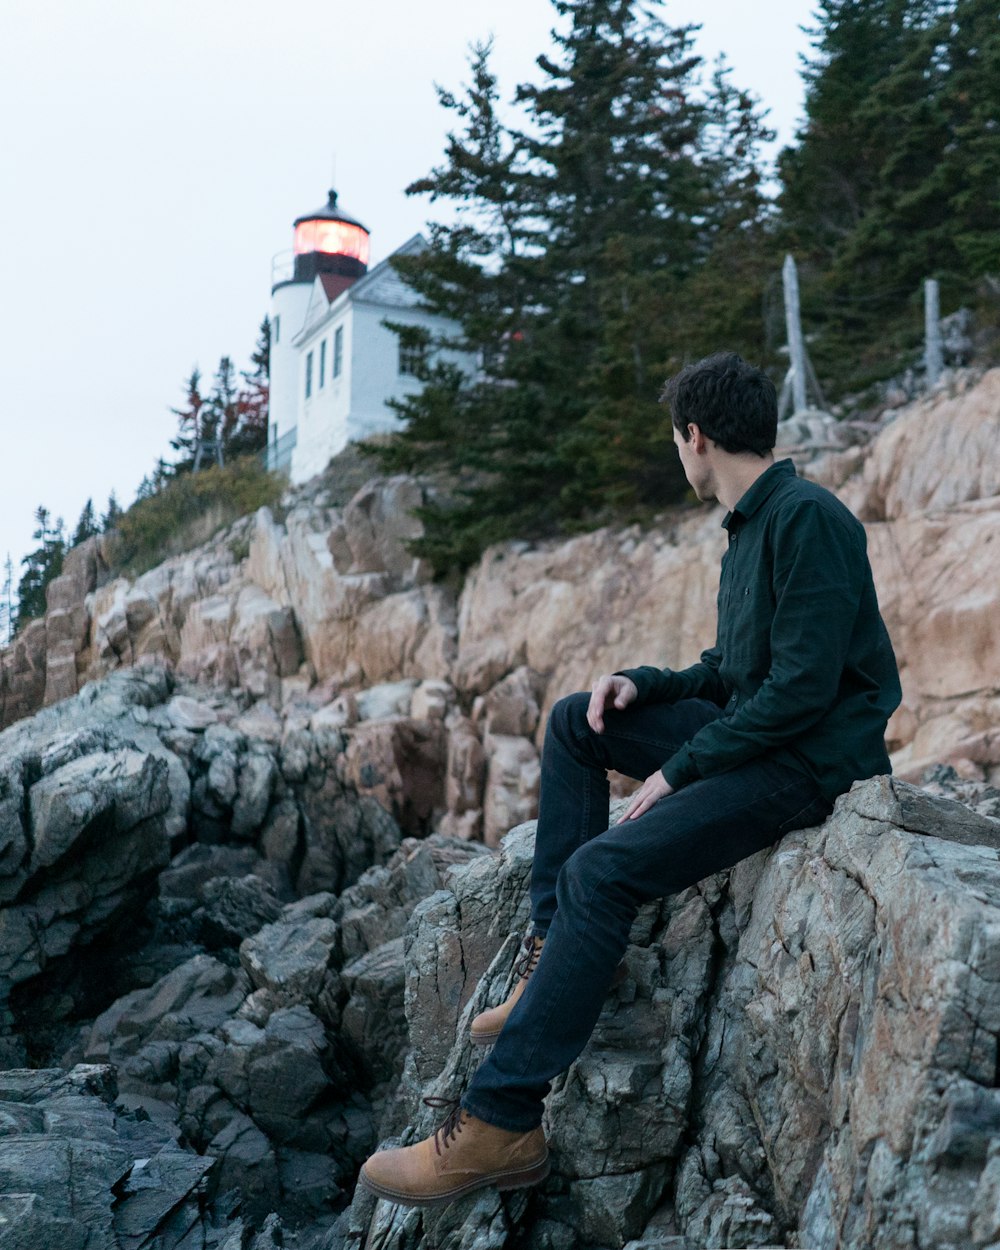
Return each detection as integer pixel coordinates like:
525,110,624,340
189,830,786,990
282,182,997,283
925,278,943,387
783,254,808,416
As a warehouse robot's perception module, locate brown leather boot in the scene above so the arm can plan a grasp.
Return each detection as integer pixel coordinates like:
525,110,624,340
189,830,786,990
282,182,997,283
359,1097,549,1207
470,934,629,1047
470,934,544,1046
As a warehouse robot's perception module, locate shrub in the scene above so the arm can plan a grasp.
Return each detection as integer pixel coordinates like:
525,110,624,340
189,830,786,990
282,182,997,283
107,458,284,576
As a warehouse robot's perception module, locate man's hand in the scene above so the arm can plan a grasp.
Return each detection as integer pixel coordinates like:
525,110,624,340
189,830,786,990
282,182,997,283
587,674,639,733
618,770,674,822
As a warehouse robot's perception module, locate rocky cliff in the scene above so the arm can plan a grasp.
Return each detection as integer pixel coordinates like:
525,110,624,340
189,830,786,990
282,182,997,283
3,369,998,842
0,369,998,1247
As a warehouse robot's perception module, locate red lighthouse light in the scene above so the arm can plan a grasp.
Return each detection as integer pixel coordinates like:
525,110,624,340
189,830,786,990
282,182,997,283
293,218,370,265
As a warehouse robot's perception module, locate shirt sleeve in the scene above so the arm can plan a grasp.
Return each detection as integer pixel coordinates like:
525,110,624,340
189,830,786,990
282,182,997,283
615,647,728,708
660,501,866,790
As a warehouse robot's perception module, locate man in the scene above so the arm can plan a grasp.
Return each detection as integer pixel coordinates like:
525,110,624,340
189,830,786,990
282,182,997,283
359,351,901,1207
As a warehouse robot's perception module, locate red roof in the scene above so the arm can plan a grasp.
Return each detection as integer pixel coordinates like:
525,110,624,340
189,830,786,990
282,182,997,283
319,272,357,303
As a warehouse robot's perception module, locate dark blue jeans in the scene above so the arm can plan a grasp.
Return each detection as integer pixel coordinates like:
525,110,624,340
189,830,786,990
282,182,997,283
461,692,832,1131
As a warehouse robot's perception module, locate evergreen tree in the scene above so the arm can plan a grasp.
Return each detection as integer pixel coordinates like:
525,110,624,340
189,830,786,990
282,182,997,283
232,317,271,458
170,368,207,469
102,492,123,532
15,507,65,630
658,57,779,370
933,0,1000,286
512,0,710,520
204,355,238,465
134,458,174,502
367,5,752,569
779,0,942,262
778,0,954,390
362,39,540,566
71,498,100,547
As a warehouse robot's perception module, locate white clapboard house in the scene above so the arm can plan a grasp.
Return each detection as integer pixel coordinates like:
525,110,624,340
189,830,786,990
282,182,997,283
267,188,461,484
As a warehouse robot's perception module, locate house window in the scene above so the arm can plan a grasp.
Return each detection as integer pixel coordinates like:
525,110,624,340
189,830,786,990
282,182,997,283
305,351,313,399
273,315,280,344
399,340,427,377
333,326,344,378
319,340,327,388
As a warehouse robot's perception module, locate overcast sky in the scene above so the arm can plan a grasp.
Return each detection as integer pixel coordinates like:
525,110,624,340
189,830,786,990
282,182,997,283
0,0,814,591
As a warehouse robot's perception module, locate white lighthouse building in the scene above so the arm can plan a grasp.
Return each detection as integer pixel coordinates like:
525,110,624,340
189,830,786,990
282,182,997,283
268,189,460,485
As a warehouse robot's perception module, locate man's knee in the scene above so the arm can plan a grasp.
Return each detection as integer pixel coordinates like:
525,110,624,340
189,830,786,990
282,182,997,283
546,692,591,746
555,838,626,917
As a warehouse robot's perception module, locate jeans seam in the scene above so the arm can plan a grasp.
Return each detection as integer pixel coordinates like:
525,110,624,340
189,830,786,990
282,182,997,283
777,794,830,835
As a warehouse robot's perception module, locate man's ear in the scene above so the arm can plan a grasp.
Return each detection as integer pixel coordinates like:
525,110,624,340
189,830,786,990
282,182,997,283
687,423,709,453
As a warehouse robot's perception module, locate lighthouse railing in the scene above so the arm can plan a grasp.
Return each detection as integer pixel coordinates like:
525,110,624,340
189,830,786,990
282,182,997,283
271,250,295,287
263,425,298,475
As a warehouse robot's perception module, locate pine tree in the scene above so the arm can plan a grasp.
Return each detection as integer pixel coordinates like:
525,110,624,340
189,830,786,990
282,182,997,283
71,498,100,547
511,0,712,521
204,356,238,466
672,59,779,366
933,0,1000,286
16,507,65,629
231,318,271,458
361,39,541,564
102,492,123,532
134,458,174,502
170,368,207,469
367,6,750,569
778,0,953,390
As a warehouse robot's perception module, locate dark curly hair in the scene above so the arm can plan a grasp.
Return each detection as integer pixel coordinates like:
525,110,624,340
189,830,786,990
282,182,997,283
661,352,777,456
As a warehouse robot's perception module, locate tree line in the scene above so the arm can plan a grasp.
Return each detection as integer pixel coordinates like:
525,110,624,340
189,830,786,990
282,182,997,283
365,0,1000,572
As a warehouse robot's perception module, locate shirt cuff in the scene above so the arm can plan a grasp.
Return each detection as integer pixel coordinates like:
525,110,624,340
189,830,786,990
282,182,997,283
614,667,670,705
660,744,700,791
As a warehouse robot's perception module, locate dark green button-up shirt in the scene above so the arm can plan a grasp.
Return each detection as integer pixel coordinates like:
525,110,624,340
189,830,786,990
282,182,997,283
619,459,901,802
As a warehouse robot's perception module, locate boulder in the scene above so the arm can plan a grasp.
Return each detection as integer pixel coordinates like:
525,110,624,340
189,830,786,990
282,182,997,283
0,1065,218,1249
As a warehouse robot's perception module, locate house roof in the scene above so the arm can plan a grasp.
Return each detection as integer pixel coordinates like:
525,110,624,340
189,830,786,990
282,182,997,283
293,188,369,233
291,234,430,347
319,272,357,303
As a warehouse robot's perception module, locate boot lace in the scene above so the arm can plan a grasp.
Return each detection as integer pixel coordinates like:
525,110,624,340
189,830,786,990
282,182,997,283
513,934,542,981
424,1096,464,1155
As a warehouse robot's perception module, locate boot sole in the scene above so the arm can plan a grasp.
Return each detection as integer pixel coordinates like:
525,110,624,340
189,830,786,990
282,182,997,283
359,1154,551,1207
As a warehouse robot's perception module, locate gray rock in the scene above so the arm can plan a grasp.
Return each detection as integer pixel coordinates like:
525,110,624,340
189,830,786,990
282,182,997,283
347,776,1000,1250
29,749,169,872
341,937,407,1083
335,835,483,965
199,874,283,949
231,752,278,839
240,915,340,1009
0,1064,221,1250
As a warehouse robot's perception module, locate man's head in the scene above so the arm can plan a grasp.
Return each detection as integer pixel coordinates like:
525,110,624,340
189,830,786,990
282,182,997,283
661,353,778,505
661,352,777,456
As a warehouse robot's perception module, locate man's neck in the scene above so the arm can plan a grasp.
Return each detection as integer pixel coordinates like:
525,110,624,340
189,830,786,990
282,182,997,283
713,451,776,513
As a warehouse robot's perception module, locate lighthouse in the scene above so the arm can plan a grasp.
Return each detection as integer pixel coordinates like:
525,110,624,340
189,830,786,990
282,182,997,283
269,189,371,458
267,185,467,484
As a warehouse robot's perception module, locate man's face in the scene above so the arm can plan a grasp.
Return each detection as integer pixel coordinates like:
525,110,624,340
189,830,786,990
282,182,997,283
673,424,712,501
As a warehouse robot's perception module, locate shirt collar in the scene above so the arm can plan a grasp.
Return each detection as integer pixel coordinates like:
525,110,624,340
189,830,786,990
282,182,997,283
721,458,797,531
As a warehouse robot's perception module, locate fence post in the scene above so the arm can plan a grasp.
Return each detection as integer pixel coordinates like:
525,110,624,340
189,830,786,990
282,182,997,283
783,254,809,416
925,278,943,387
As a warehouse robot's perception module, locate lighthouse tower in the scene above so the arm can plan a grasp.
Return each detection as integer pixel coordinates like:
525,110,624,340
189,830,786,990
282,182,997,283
269,189,370,452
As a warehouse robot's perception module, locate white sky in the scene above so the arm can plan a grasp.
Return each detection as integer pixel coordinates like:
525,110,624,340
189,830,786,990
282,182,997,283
0,0,814,588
